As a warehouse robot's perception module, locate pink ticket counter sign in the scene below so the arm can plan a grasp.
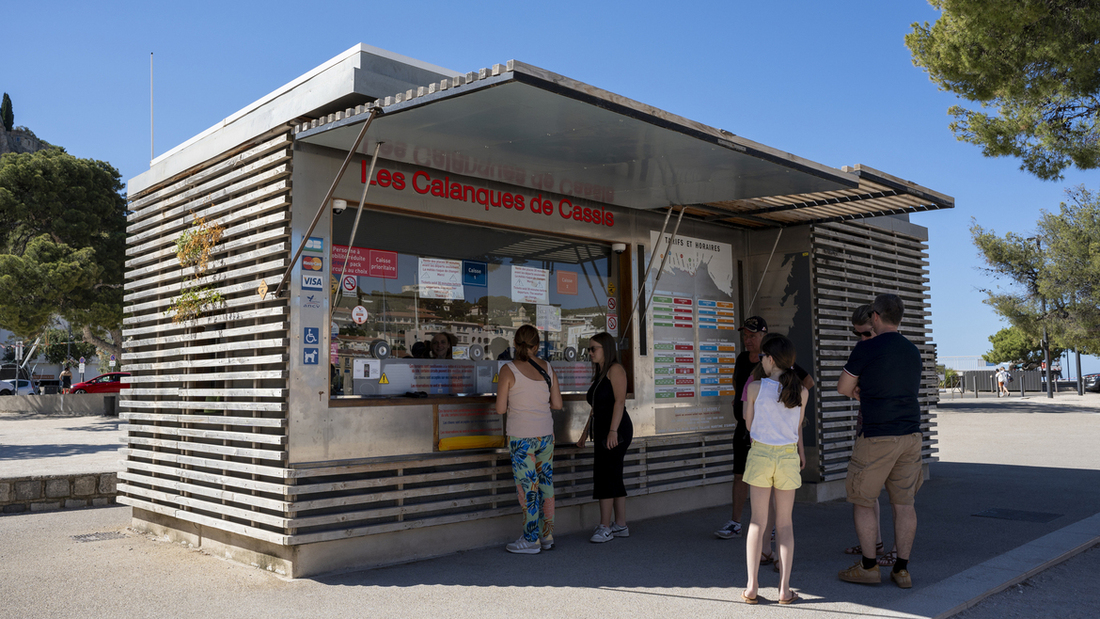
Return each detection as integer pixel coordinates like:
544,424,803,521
333,246,398,279
368,250,398,279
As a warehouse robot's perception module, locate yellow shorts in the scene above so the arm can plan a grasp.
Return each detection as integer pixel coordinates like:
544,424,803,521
743,441,802,491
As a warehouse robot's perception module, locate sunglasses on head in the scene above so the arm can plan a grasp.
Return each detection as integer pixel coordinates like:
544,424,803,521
851,328,873,338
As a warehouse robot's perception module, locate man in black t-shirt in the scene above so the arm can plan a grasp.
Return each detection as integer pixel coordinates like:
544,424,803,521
714,316,813,540
837,294,923,589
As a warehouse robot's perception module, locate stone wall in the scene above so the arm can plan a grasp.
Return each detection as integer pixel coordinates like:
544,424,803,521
0,393,117,416
1,473,117,514
0,125,49,155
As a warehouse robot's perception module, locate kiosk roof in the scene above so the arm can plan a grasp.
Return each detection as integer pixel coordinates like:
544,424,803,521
296,60,952,228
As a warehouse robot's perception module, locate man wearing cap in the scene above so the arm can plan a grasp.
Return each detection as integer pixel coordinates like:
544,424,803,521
837,293,923,589
715,316,813,540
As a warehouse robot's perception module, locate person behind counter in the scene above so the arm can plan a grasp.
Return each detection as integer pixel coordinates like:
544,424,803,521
495,324,563,554
577,332,634,544
429,332,456,359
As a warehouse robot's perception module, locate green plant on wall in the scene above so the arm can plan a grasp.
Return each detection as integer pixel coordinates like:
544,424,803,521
168,214,226,323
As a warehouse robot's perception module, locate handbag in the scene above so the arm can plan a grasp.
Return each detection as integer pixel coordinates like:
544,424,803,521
527,359,565,414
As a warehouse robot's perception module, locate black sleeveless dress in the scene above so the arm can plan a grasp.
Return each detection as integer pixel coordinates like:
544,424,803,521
586,373,633,499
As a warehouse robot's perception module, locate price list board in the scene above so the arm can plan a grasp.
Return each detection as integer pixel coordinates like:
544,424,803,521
648,232,739,433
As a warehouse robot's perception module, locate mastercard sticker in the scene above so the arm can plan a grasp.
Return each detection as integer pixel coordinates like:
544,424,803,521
302,256,324,271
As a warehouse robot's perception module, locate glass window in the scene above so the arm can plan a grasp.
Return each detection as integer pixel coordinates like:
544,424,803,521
329,210,620,399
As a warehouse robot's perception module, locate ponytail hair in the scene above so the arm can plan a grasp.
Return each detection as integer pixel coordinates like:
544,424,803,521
759,333,802,409
513,324,540,362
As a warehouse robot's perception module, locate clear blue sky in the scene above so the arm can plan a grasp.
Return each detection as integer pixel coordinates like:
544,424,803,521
7,0,1097,375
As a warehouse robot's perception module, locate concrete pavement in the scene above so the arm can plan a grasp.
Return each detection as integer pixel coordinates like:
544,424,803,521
1,393,1098,618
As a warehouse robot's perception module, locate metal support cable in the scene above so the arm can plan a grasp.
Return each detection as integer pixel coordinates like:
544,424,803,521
331,142,383,319
619,205,684,348
747,228,784,315
272,107,380,299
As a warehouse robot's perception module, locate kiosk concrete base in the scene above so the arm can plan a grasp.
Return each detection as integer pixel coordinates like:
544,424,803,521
130,483,731,578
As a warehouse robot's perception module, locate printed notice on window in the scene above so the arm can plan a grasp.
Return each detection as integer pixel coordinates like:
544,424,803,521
419,258,464,300
511,265,549,304
536,304,561,332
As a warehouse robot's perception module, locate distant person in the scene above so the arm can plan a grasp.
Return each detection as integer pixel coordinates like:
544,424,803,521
60,366,73,394
841,305,898,567
741,334,807,605
996,366,1011,396
496,325,562,554
837,294,923,589
429,332,456,359
576,332,634,543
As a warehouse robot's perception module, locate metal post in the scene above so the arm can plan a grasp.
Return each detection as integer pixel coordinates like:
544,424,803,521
1076,349,1084,395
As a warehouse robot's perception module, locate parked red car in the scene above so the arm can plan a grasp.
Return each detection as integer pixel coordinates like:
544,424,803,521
70,372,130,394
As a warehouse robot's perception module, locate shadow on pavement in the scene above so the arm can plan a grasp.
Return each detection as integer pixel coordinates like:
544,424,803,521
0,443,121,460
308,460,1100,616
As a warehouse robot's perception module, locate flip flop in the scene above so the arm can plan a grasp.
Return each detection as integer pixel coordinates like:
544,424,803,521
877,549,898,567
845,542,884,555
779,592,800,605
760,552,775,566
741,591,759,605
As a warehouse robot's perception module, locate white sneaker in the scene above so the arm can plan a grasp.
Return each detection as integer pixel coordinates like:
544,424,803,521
610,523,630,538
589,525,614,543
506,537,541,554
540,537,555,550
714,520,742,539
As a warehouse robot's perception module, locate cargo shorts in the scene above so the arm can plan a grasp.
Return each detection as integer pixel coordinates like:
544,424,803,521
846,432,923,507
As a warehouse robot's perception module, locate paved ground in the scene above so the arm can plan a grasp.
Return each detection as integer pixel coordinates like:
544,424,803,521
0,392,1098,618
0,412,121,476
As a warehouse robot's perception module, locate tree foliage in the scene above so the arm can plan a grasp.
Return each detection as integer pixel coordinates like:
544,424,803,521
1,93,12,132
972,185,1100,356
907,0,1100,180
983,326,1063,368
0,148,127,358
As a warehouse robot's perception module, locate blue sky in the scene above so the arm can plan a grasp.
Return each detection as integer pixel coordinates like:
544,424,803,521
6,0,1097,375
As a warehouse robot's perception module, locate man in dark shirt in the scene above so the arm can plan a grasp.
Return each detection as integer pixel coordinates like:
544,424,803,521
714,316,813,540
837,294,923,589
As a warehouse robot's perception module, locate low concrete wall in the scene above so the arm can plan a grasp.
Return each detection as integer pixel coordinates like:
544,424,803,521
1,472,117,514
0,393,117,416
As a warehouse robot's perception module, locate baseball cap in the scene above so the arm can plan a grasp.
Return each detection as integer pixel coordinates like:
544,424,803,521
738,316,767,333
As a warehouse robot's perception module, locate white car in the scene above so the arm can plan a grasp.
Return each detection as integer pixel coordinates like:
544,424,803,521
0,379,38,395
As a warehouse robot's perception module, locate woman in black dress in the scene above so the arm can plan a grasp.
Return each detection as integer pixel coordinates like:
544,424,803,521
576,331,633,543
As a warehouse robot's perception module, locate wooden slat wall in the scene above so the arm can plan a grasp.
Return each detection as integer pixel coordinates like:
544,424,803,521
121,434,735,545
810,222,939,482
118,130,293,539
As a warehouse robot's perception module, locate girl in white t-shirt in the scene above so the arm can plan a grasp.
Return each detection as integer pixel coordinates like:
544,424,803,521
741,334,807,605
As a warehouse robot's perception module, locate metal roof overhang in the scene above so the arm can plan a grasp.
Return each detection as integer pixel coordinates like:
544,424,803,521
295,60,952,228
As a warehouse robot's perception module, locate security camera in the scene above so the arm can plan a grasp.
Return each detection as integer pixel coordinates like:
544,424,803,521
612,243,627,254
332,199,347,215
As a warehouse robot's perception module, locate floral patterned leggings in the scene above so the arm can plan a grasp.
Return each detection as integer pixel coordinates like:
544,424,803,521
509,435,555,543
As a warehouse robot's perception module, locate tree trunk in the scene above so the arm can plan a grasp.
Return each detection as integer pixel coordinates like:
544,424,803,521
82,324,122,361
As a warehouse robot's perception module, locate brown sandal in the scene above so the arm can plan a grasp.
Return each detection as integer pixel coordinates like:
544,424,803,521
877,549,898,566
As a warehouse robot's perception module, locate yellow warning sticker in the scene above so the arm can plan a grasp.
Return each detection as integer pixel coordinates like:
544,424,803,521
492,373,499,383
379,373,389,384
607,283,616,294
